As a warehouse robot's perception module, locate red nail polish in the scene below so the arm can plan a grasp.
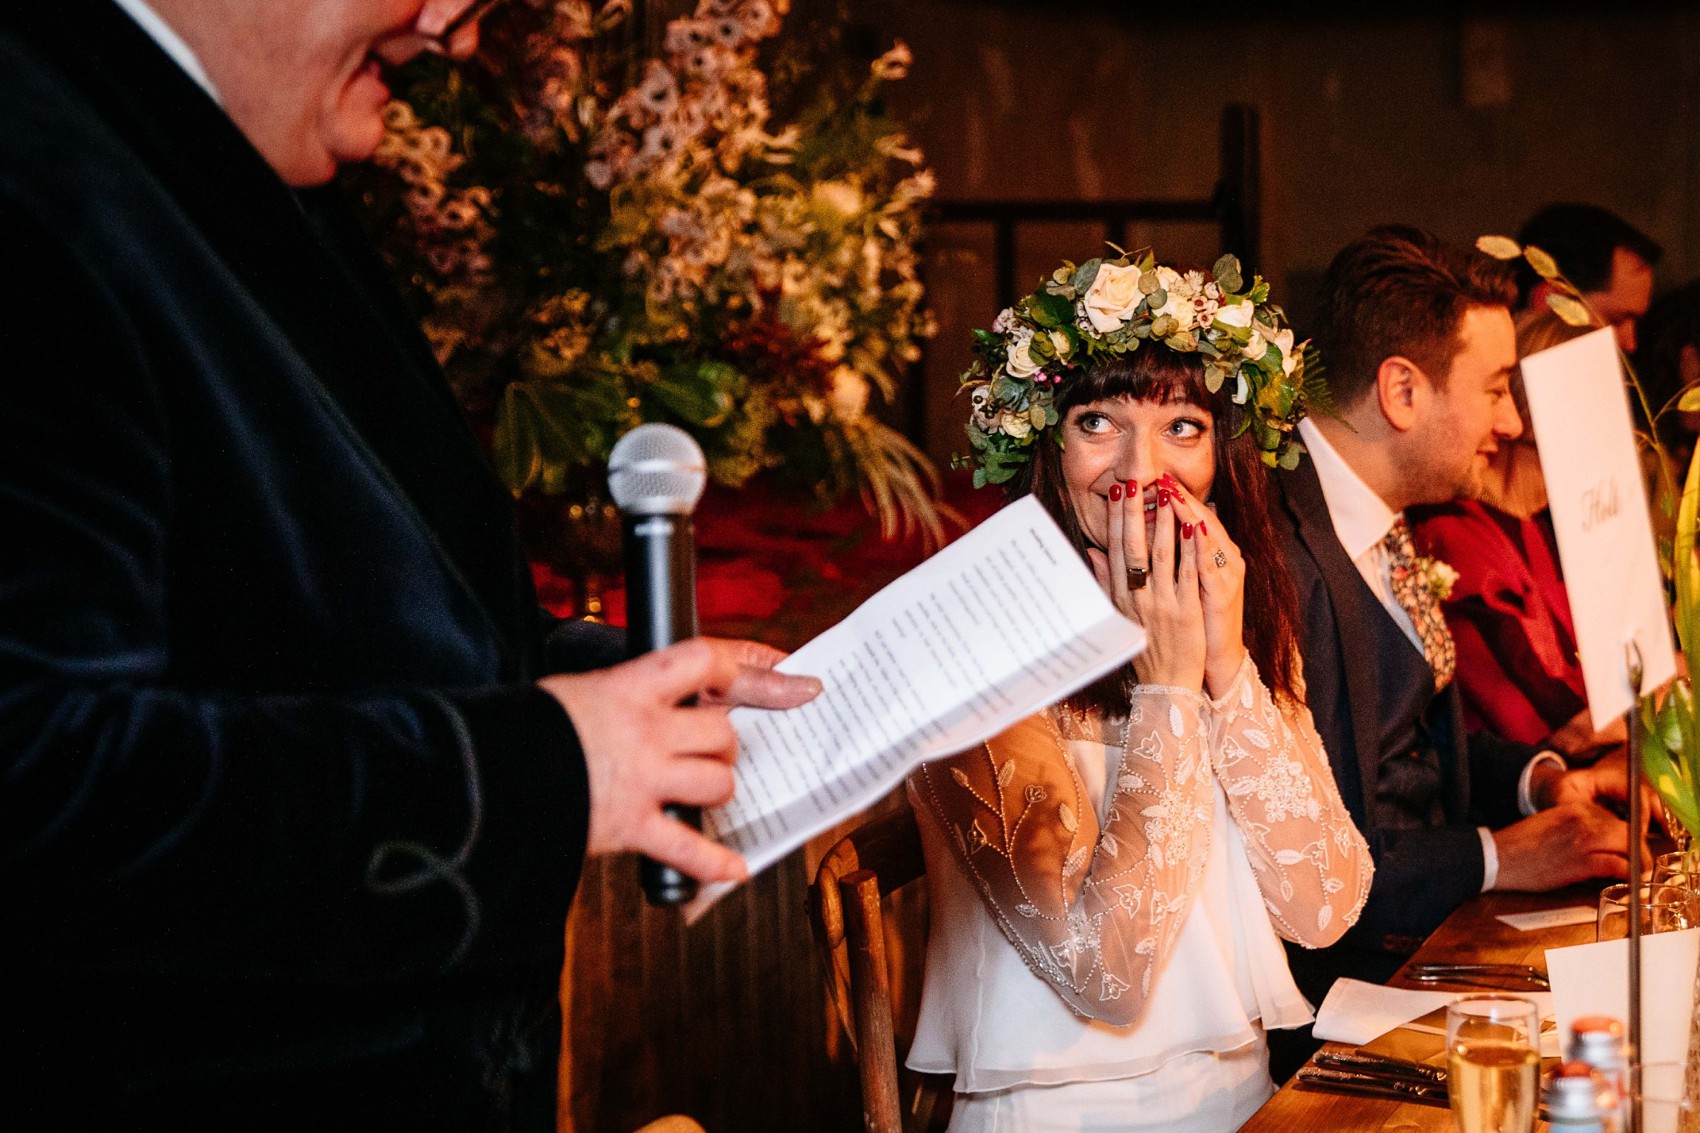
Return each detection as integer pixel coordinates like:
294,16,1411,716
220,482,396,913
1109,484,1122,502
1157,489,1170,506
1125,479,1137,493
1199,520,1209,536
1182,521,1194,538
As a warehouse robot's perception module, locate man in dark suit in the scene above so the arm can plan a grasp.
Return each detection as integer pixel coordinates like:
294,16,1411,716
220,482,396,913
0,1,817,1126
1266,227,1644,1074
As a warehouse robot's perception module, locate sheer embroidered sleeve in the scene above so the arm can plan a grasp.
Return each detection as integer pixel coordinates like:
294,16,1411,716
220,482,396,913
1205,654,1373,948
911,689,1214,1025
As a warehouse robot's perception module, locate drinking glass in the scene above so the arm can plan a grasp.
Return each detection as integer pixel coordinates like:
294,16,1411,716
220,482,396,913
1597,882,1694,941
1652,851,1690,886
1446,995,1540,1133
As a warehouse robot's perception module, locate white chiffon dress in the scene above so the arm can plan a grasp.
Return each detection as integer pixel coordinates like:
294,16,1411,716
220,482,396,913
905,656,1372,1132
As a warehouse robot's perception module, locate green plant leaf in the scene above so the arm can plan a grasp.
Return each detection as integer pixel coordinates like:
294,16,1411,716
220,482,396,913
1475,235,1522,260
1547,292,1593,327
493,386,543,496
1679,386,1700,413
1523,245,1560,280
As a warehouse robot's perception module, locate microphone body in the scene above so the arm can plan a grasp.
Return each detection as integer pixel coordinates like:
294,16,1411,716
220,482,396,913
607,424,708,907
623,510,700,906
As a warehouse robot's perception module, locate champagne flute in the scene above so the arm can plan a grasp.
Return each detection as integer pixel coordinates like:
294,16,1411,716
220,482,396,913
1447,995,1540,1133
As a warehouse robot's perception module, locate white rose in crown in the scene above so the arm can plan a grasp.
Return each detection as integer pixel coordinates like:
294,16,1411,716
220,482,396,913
999,408,1032,438
1005,327,1041,378
1155,266,1199,331
1214,300,1255,329
1080,261,1146,333
1245,321,1297,377
1271,326,1298,375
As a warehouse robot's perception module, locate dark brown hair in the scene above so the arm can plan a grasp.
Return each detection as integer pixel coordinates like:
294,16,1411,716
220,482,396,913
1316,225,1519,408
1011,349,1302,710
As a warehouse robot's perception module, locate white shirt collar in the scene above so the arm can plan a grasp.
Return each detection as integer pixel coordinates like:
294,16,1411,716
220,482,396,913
110,0,222,105
1297,416,1400,562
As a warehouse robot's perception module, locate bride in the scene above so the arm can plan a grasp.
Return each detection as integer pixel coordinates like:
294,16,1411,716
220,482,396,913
907,252,1373,1130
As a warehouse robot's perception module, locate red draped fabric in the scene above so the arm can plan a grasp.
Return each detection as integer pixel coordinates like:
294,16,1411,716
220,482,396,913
1410,500,1586,746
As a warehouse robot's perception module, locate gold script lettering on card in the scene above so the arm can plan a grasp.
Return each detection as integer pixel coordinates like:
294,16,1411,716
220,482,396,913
1581,478,1620,532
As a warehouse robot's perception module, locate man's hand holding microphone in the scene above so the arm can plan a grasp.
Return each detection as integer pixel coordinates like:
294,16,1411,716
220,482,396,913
541,425,822,898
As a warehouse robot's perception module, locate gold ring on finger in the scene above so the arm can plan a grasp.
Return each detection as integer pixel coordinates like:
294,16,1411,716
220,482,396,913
1213,550,1228,568
1126,564,1149,590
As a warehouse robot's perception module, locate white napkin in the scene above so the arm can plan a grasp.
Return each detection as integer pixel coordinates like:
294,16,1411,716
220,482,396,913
1313,979,1460,1045
1313,978,1554,1047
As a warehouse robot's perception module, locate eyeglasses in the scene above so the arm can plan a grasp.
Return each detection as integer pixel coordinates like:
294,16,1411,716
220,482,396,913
424,0,509,54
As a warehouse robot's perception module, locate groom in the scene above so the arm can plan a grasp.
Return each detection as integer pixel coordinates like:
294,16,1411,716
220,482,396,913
1266,226,1644,1073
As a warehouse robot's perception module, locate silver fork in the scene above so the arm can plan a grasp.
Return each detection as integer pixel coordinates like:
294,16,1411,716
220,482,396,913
1405,963,1550,990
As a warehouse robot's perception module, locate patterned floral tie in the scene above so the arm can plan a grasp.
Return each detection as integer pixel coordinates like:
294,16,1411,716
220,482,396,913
1383,516,1456,691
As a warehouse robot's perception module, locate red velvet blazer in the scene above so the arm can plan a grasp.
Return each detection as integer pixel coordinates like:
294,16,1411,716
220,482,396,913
1410,501,1586,747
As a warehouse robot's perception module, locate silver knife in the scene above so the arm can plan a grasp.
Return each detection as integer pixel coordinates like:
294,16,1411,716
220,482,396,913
1295,1066,1450,1106
1315,1051,1449,1086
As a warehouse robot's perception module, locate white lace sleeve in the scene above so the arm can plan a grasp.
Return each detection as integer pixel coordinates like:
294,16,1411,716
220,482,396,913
910,689,1214,1025
1205,654,1373,948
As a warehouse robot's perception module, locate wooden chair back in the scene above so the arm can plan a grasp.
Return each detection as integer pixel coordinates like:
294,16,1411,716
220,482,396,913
808,803,942,1133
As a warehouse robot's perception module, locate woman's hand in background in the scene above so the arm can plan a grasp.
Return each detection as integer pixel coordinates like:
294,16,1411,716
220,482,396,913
1087,477,1206,692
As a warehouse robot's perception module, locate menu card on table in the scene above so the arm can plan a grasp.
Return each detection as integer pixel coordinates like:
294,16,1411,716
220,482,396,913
686,495,1146,921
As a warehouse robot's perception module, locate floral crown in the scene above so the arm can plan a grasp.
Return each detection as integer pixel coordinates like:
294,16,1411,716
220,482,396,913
961,250,1322,486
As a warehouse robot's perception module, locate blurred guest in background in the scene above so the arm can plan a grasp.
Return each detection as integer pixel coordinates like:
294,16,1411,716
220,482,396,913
1636,278,1700,474
1410,308,1624,755
1516,203,1662,352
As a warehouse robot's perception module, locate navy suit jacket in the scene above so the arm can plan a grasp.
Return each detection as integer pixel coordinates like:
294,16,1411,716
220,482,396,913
1269,456,1536,995
0,3,620,1125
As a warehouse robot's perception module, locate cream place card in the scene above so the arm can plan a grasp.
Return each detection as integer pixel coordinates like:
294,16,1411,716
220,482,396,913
1521,326,1677,727
1546,928,1700,1065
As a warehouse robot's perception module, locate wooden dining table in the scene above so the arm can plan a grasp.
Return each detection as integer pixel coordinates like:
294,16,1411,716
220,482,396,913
1242,886,1603,1132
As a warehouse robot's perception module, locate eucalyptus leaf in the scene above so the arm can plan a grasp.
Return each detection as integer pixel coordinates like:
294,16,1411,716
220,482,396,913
1474,235,1523,260
1071,259,1102,295
1547,292,1593,328
1212,254,1243,293
1523,245,1560,280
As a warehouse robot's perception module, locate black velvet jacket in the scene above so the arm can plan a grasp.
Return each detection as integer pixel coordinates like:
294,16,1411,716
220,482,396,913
1269,456,1536,991
0,3,616,1125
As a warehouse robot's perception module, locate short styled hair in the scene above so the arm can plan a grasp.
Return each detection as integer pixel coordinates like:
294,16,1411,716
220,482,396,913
1313,225,1519,408
1516,203,1663,297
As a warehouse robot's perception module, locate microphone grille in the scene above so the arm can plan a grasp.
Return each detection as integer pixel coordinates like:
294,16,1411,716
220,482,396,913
607,423,707,515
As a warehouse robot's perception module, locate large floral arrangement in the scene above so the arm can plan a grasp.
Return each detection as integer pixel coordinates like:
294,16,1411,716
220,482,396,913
961,251,1321,487
357,0,944,541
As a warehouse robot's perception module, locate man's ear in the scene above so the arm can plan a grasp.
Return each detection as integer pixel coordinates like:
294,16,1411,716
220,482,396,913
1375,355,1428,432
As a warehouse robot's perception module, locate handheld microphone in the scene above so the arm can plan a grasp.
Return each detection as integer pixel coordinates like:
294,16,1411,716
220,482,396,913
607,423,708,906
